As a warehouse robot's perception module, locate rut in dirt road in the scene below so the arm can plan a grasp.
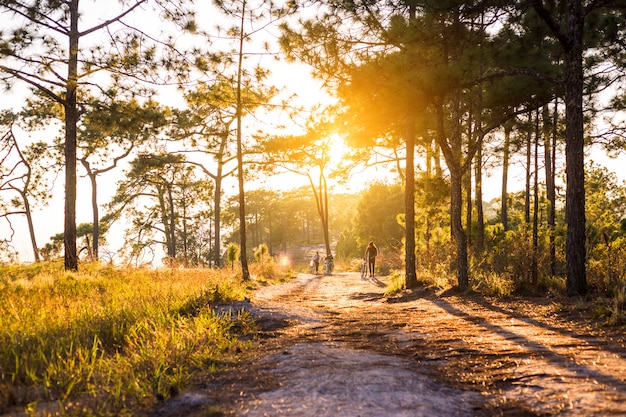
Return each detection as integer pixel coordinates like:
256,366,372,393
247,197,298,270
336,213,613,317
151,271,626,417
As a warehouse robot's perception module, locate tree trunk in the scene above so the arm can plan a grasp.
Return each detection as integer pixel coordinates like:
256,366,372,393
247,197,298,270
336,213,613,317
436,103,469,290
564,0,587,295
158,185,176,258
475,140,484,253
90,171,98,261
322,173,331,255
167,184,177,258
310,171,332,256
501,122,511,230
81,161,99,261
64,0,79,271
236,0,250,280
405,123,417,288
22,190,40,262
465,159,472,246
451,167,469,290
525,111,532,225
214,172,223,267
532,109,539,284
546,100,557,276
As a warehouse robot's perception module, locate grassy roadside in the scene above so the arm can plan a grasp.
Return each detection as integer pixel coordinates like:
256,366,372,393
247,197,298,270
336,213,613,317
0,260,291,416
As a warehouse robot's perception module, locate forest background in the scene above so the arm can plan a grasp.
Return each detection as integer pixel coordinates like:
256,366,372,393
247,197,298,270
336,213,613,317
2,0,626,299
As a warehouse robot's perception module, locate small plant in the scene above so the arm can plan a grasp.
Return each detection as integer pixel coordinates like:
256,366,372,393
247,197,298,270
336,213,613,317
226,243,240,269
416,261,456,291
471,271,515,297
383,270,405,297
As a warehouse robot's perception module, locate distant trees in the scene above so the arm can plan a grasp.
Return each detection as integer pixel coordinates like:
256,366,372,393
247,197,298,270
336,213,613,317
262,117,338,257
105,154,214,266
353,183,404,254
223,187,354,256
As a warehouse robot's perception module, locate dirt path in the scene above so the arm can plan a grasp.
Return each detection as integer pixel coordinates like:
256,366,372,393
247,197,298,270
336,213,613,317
150,272,626,417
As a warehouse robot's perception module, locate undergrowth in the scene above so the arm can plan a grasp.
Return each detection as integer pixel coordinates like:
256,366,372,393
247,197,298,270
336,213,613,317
0,261,269,416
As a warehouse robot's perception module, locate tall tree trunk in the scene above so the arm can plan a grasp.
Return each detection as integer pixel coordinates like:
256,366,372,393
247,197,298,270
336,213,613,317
451,167,469,290
436,103,469,290
546,100,557,276
474,11,485,253
405,123,417,288
533,0,587,295
280,213,287,253
80,161,99,261
532,109,539,284
474,139,484,253
157,187,173,258
525,111,532,225
322,173,331,255
433,139,442,178
564,0,587,296
309,171,332,256
236,0,250,280
465,160,472,246
501,122,512,230
182,191,189,265
64,0,79,271
89,170,98,261
268,209,273,254
214,173,223,267
168,185,177,258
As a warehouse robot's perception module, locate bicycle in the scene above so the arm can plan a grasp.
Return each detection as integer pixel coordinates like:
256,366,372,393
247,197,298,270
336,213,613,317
360,258,367,279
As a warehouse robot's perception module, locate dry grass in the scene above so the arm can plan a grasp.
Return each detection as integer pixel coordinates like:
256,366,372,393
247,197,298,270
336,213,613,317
0,261,260,416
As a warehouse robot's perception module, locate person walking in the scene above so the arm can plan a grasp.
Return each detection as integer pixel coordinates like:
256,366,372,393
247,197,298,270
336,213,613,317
312,251,321,274
364,241,378,278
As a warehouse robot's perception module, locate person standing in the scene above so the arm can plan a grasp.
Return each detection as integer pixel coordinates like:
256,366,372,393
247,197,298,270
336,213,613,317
312,251,320,274
364,241,378,277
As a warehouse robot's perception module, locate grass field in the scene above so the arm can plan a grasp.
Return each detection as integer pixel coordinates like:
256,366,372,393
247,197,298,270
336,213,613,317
0,261,276,416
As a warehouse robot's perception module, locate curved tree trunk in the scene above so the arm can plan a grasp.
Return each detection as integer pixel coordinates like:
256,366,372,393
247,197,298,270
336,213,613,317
21,190,40,262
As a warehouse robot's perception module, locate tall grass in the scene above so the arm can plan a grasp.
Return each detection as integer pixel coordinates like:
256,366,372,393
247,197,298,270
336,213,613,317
0,261,256,416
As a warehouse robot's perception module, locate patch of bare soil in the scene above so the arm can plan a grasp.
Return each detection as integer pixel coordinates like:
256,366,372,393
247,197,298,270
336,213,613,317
149,272,626,417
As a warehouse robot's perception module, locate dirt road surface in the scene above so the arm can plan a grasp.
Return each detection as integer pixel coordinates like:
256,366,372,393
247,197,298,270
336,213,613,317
150,272,626,417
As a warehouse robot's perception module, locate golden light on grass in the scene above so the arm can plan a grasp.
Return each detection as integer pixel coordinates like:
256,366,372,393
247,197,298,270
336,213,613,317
0,261,266,415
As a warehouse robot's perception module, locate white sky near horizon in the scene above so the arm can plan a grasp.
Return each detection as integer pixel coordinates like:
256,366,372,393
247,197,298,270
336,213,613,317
2,1,626,263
